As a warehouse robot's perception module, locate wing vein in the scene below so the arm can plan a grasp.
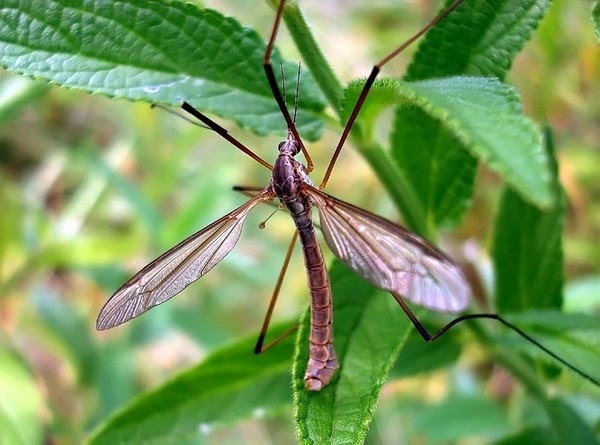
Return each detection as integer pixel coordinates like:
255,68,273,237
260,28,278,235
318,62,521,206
306,187,469,313
96,190,273,330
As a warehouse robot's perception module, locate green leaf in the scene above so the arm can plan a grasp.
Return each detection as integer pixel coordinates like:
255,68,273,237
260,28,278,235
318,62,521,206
544,397,600,445
391,105,477,229
504,310,600,331
494,426,558,445
492,129,562,312
593,2,600,41
392,0,552,229
388,318,462,378
0,351,43,445
33,289,98,385
279,1,344,113
94,338,138,424
344,76,551,227
0,0,326,138
88,323,295,445
500,311,600,385
293,261,413,445
409,395,508,443
406,0,552,81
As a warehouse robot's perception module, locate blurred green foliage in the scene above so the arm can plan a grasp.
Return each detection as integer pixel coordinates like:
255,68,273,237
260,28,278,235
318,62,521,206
0,0,599,444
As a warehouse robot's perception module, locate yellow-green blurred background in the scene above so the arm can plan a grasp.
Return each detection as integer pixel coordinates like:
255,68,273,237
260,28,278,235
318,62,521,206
1,0,599,444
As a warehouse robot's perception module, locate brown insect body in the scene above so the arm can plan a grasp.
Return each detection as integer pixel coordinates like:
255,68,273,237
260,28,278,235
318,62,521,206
272,134,338,390
96,122,471,390
96,0,598,395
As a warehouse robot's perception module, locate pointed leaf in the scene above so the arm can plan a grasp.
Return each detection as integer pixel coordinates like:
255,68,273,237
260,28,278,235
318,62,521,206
406,0,551,81
345,77,551,211
544,397,599,445
493,129,562,312
0,0,325,138
89,324,294,445
396,0,551,228
293,261,413,445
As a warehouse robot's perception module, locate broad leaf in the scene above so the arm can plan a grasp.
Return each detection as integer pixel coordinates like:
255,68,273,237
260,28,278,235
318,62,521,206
391,106,477,228
293,261,413,445
396,0,552,229
544,397,600,445
89,324,294,445
344,77,551,217
493,129,562,312
0,0,326,138
406,0,551,81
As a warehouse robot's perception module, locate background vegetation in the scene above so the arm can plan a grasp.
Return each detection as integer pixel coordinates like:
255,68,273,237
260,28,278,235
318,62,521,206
1,0,599,444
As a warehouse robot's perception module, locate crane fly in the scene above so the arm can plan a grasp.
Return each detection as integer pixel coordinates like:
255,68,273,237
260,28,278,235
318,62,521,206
97,0,598,390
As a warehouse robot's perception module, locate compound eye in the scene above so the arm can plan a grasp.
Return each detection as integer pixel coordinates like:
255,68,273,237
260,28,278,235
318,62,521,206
277,140,301,154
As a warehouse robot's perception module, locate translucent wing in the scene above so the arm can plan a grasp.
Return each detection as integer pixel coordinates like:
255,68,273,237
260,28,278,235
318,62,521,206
96,190,272,330
307,188,469,313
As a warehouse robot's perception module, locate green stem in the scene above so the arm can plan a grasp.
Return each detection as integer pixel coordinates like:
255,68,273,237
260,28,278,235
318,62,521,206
281,2,344,112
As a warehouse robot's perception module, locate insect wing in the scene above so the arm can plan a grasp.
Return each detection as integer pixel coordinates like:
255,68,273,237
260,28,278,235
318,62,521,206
96,191,271,330
307,188,469,313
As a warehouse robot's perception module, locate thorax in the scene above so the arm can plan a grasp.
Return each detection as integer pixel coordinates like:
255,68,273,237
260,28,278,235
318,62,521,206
271,141,313,216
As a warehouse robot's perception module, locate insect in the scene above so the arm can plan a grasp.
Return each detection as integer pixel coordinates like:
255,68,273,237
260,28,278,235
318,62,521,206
97,0,597,390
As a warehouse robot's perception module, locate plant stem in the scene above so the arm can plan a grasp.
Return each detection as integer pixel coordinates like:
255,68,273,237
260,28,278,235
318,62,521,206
280,2,344,112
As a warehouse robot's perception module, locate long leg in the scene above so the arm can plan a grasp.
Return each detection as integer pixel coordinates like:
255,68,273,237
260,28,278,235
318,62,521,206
254,231,299,353
232,185,267,196
232,189,299,353
263,0,313,172
319,0,465,188
181,102,272,171
391,292,600,387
